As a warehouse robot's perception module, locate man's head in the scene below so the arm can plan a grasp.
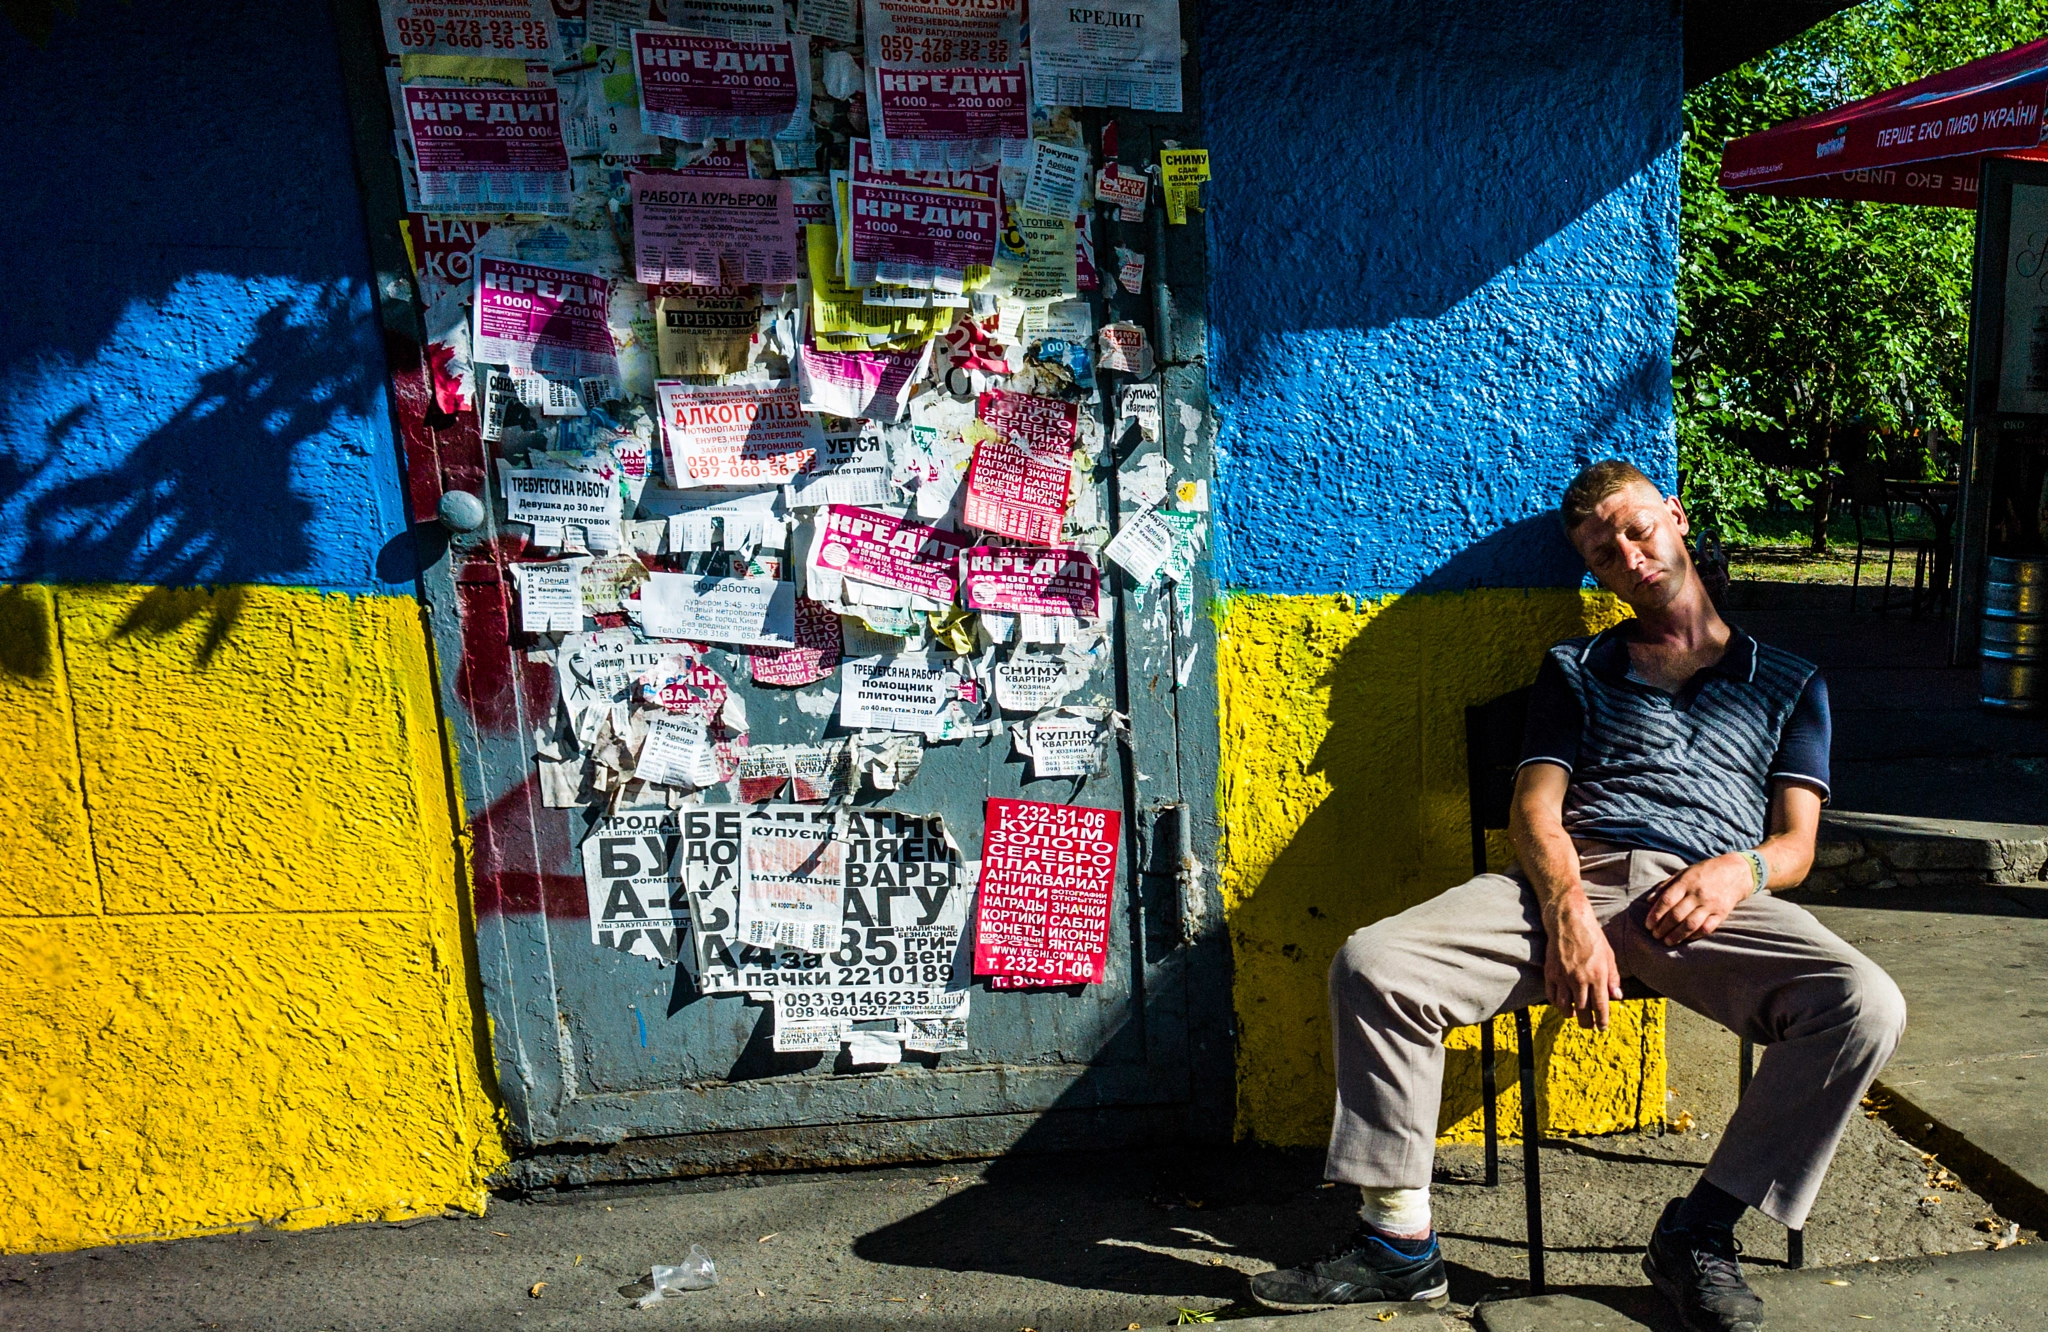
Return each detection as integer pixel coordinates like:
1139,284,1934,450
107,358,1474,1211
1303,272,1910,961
1560,460,1696,613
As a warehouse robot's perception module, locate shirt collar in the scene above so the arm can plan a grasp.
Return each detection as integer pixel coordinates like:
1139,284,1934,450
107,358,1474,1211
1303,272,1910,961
1582,623,1759,689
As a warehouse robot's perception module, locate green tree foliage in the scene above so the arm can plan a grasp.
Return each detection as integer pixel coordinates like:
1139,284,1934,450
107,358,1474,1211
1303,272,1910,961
1678,1,2048,547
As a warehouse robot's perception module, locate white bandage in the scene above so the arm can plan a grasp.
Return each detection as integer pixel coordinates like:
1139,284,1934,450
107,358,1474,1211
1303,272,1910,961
1358,1186,1431,1235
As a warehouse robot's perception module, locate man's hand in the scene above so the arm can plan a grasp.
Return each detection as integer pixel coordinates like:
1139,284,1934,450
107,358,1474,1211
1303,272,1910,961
1644,855,1754,946
1544,891,1623,1031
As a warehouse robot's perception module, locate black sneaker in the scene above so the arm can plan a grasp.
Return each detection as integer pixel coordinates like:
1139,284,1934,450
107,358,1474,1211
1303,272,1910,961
1248,1227,1450,1311
1643,1198,1764,1332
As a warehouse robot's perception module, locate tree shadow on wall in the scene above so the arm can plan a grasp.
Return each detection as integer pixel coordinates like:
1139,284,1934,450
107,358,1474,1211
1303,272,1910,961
1,283,384,664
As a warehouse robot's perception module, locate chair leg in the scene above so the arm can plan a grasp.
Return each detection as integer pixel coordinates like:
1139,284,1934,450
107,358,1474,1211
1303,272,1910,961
1482,1019,1499,1188
1516,1008,1545,1295
1788,1227,1804,1269
1739,1037,1754,1099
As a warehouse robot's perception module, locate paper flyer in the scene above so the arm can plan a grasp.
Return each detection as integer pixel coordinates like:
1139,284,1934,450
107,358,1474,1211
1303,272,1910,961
1159,148,1211,225
403,85,573,214
972,798,1122,985
796,344,930,423
847,140,1000,285
637,713,723,788
862,0,1020,71
632,29,810,141
959,546,1098,618
739,811,846,953
656,381,824,486
962,391,1079,544
1029,0,1183,113
473,257,616,378
639,572,797,647
511,560,585,632
870,64,1030,170
581,808,685,964
1018,708,1109,779
812,504,970,602
380,0,557,60
838,653,965,731
785,427,893,509
993,652,1086,712
733,739,855,803
504,460,624,544
632,173,798,287
654,284,760,376
749,595,844,685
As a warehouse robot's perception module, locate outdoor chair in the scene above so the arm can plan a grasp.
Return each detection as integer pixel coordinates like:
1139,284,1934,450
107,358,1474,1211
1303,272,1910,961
1463,686,1801,1294
1844,462,1932,617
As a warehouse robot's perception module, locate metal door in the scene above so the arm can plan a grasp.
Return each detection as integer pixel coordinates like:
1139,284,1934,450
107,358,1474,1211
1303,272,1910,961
332,0,1228,1185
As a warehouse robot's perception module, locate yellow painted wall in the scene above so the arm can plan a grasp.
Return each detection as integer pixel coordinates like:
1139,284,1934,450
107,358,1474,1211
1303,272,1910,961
0,583,505,1253
1216,587,1666,1146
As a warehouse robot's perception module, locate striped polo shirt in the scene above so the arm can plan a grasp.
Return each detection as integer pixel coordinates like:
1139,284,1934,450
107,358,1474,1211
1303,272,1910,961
1517,625,1831,864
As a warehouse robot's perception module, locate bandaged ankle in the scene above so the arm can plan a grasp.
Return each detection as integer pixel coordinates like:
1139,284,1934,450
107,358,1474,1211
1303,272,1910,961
1358,1186,1431,1236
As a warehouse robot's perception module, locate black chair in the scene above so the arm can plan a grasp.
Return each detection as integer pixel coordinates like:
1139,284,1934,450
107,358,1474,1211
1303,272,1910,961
1463,687,1800,1294
1844,462,1932,617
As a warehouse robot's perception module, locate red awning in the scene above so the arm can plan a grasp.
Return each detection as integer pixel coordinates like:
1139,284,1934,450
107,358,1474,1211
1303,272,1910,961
1719,36,2048,207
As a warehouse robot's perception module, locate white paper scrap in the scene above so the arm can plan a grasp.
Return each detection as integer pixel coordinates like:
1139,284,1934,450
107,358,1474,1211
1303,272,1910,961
512,560,587,633
640,573,798,647
637,715,723,790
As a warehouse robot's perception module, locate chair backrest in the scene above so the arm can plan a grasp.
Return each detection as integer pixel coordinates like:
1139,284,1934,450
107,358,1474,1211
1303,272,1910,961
1464,686,1533,877
1843,461,1889,510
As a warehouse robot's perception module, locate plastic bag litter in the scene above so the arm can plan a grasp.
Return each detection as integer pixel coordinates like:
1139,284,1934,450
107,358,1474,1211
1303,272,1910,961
634,1245,718,1307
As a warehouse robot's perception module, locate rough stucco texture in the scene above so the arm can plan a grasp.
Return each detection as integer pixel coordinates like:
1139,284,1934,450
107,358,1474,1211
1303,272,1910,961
1199,0,1682,597
1217,589,1665,1146
0,1,406,594
0,585,505,1253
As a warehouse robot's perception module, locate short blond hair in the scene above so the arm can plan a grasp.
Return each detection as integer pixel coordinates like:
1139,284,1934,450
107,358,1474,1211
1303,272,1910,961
1559,459,1659,533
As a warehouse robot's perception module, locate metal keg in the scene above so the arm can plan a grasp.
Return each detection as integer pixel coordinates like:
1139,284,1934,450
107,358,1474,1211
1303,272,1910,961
1982,556,2047,710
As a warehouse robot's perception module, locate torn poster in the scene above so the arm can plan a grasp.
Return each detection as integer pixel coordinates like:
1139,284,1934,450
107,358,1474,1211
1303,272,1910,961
993,651,1087,712
959,546,1098,618
785,428,892,509
1015,706,1110,779
632,30,810,141
402,85,573,214
1159,147,1210,225
972,797,1122,985
998,209,1080,304
962,391,1079,544
631,174,798,288
1102,504,1174,584
1029,0,1183,113
796,344,930,423
812,504,969,603
847,140,1000,288
663,0,788,39
473,258,616,378
851,732,925,789
767,808,972,1025
580,552,651,613
656,381,823,486
582,808,685,964
504,459,624,546
639,571,797,647
1115,380,1161,443
405,213,490,309
1115,246,1145,295
839,653,965,731
793,0,856,42
1096,321,1154,377
381,0,557,59
511,560,585,632
870,64,1030,171
638,650,732,721
654,284,760,376
734,738,853,803
637,713,723,788
739,809,846,952
749,595,843,685
680,809,811,994
1094,163,1149,221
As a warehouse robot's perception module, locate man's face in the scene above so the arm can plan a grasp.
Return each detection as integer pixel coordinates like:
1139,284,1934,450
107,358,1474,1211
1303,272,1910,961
1569,483,1694,612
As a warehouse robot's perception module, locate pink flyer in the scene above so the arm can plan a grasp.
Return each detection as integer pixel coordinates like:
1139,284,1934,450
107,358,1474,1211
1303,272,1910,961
872,65,1029,143
813,505,970,603
472,257,616,378
632,30,809,141
972,798,1122,986
655,382,824,486
847,140,999,275
962,391,1078,545
631,173,798,287
402,85,572,213
959,547,1099,618
796,344,927,422
750,597,843,686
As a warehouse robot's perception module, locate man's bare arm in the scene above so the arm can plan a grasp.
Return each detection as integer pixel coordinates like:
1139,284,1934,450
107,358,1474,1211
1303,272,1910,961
1643,782,1822,945
1508,763,1623,1031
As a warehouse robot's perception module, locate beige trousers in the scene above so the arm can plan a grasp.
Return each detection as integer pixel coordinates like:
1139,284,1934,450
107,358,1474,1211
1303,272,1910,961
1325,844,1906,1229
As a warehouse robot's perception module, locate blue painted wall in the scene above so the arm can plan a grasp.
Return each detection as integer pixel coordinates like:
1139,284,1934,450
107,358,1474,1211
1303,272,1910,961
1200,0,1682,597
0,1,409,595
